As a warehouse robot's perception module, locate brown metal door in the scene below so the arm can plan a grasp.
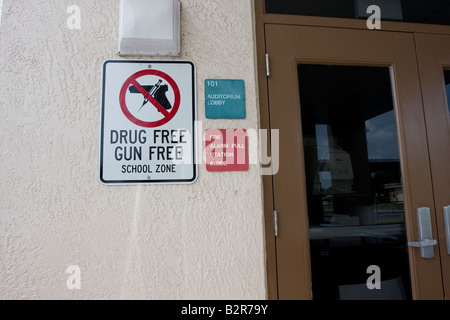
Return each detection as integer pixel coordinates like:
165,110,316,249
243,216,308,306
266,25,446,299
415,33,450,299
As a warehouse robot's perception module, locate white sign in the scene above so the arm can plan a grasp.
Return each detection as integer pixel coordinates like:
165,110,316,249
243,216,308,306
100,60,197,184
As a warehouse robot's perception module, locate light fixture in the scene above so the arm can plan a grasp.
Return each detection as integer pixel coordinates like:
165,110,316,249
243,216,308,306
118,0,181,56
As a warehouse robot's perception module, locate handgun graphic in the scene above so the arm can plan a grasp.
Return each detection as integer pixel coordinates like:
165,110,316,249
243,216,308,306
128,80,172,112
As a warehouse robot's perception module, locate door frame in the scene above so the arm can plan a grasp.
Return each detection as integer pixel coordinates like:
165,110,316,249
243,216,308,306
415,33,450,295
254,0,450,300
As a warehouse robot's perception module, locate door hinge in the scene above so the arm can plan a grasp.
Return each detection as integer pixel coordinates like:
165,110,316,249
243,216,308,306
265,53,270,77
273,210,278,237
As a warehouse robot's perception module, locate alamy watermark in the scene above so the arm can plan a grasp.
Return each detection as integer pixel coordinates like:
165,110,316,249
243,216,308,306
109,123,280,176
66,5,81,30
66,265,81,290
367,5,382,30
366,265,381,290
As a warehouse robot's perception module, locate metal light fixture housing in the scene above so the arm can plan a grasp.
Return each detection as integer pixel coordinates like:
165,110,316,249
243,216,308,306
118,0,181,56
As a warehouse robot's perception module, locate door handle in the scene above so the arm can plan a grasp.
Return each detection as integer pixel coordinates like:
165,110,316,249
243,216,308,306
444,205,450,255
408,207,437,259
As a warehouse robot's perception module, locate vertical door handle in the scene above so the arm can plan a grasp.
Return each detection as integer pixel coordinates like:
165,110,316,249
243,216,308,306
408,207,437,259
444,205,450,255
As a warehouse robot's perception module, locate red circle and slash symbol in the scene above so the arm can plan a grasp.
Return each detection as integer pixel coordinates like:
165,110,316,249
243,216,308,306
119,69,181,128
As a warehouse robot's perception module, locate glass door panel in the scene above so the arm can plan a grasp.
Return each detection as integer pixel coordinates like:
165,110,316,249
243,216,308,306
298,64,412,300
266,25,445,299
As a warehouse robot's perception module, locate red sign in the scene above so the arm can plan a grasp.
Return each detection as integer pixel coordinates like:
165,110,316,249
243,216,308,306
205,129,249,172
119,69,181,128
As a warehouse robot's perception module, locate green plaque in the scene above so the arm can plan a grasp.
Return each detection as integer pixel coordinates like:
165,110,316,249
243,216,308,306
205,79,246,119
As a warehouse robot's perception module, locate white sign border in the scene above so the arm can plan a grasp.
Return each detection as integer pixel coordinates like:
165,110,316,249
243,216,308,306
99,59,198,185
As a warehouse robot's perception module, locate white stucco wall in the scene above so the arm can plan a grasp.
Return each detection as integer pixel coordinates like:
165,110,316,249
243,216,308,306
0,0,266,299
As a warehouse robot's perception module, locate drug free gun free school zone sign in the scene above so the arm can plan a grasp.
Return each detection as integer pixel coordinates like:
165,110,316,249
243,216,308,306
99,60,197,185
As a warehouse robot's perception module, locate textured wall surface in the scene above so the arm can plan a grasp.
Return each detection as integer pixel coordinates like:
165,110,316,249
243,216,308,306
0,0,266,299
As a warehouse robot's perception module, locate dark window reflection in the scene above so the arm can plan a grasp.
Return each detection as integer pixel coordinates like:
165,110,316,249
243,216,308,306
265,0,450,26
298,64,412,300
